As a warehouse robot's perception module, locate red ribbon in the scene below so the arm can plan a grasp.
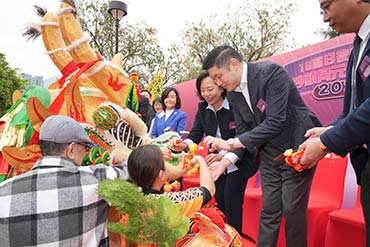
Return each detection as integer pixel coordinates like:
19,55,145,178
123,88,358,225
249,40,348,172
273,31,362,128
49,53,104,116
57,61,79,88
75,52,104,79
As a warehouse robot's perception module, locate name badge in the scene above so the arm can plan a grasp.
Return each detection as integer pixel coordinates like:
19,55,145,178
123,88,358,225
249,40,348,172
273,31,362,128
359,55,370,81
229,121,236,130
256,98,267,113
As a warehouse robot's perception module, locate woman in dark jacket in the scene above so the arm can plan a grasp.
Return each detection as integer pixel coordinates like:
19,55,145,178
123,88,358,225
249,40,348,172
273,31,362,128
175,70,258,233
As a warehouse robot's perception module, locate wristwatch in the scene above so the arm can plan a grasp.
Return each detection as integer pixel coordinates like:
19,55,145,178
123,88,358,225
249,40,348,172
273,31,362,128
227,138,235,150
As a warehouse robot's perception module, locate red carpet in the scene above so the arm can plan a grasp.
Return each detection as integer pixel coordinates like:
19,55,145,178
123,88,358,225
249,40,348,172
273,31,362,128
241,235,256,247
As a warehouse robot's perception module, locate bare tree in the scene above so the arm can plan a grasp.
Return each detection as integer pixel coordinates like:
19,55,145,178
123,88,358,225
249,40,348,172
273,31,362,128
165,0,296,84
77,0,295,87
78,0,165,87
316,27,341,40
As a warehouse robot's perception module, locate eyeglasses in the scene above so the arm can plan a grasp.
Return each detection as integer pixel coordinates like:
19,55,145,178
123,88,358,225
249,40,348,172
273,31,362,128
320,0,335,16
70,142,92,152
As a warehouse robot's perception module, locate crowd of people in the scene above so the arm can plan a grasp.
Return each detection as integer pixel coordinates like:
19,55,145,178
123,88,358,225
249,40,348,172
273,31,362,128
1,0,370,246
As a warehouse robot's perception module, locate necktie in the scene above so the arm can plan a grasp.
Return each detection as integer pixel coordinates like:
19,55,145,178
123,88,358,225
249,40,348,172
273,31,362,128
350,34,362,110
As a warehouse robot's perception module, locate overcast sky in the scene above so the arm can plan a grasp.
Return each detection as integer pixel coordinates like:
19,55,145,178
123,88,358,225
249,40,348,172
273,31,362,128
0,0,327,79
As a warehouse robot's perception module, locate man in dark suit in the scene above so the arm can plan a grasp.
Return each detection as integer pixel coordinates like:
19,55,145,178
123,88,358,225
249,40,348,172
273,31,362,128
300,1,370,246
202,46,321,247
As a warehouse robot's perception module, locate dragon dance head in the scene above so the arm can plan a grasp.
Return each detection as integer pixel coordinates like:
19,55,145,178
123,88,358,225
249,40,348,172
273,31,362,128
177,207,242,247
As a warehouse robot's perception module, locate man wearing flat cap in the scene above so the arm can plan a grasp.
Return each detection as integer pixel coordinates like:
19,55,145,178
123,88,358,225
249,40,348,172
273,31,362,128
0,115,129,247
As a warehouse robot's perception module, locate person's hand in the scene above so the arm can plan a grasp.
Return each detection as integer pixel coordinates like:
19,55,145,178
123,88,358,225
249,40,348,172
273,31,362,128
160,147,172,161
194,155,216,196
188,155,205,168
208,159,229,181
205,153,223,165
299,137,327,168
304,126,332,138
170,138,187,152
203,136,231,152
186,155,209,171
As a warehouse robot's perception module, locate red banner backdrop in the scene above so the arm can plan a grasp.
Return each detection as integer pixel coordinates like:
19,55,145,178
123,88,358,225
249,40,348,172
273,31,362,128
175,34,359,210
175,34,355,129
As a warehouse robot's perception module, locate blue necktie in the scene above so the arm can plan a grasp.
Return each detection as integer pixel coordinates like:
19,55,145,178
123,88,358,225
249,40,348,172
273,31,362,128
350,34,362,110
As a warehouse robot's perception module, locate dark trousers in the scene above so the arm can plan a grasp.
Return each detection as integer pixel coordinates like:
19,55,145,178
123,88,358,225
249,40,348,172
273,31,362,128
257,144,316,247
361,158,370,247
215,167,249,234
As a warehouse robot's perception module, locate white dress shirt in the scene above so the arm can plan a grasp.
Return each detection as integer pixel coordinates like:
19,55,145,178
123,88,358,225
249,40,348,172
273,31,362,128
184,98,239,173
234,61,253,112
357,14,370,68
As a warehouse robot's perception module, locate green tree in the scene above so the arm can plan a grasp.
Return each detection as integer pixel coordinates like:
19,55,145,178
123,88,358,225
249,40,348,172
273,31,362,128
165,0,296,84
79,0,165,87
0,53,27,113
